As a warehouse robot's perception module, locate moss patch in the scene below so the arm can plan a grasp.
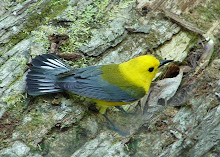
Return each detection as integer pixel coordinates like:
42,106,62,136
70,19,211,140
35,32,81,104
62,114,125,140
31,0,111,53
1,0,69,53
2,93,26,107
0,96,28,148
184,0,220,31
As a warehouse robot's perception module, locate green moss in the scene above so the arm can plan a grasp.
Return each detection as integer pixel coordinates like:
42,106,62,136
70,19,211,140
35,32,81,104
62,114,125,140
25,0,69,31
64,55,96,69
3,0,27,4
210,145,220,154
107,0,135,20
184,0,220,31
209,45,218,65
125,138,138,156
184,31,199,51
2,94,26,107
30,0,137,54
1,0,69,54
60,0,111,53
11,57,28,68
31,26,57,50
30,0,111,53
0,94,29,148
2,95,27,124
3,0,136,57
22,112,54,132
3,59,28,91
1,94,26,124
162,137,176,149
13,108,56,143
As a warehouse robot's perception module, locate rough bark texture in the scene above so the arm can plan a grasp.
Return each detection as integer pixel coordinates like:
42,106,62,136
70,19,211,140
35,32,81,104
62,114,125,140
0,0,219,157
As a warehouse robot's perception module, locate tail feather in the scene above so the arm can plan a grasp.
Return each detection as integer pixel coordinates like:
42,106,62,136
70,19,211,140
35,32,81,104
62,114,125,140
26,53,72,96
31,53,71,75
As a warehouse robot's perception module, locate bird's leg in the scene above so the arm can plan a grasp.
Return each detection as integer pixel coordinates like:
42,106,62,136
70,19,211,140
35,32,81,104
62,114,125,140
115,106,136,115
115,106,127,114
97,105,129,136
102,113,129,136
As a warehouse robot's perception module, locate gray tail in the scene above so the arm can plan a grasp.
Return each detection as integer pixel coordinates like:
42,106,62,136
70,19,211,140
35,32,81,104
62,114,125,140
26,53,71,96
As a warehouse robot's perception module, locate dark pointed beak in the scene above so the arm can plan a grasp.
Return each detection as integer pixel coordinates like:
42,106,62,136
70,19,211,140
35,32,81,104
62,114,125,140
159,60,173,67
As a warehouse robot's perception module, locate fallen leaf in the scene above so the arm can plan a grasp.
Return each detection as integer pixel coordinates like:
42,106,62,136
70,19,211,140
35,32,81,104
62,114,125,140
146,66,183,108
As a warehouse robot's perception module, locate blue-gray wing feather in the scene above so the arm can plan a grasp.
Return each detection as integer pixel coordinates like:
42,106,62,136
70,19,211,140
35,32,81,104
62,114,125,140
56,66,143,102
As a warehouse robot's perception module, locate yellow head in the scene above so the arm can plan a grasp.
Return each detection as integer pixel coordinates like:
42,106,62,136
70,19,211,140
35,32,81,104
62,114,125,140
119,55,171,92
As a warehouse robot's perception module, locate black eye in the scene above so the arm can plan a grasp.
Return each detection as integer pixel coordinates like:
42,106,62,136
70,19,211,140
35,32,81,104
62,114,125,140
148,67,154,72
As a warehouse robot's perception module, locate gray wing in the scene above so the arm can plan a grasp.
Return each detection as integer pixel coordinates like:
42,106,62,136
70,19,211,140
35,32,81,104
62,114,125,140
56,66,144,102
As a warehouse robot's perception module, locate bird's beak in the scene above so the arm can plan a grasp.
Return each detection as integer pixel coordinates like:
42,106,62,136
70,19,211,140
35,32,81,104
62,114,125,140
159,60,173,67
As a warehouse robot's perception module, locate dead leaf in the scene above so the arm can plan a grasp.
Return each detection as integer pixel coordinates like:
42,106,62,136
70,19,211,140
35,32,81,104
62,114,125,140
146,67,183,108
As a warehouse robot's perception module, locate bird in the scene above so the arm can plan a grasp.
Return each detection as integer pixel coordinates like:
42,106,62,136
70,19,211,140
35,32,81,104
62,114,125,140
26,53,172,135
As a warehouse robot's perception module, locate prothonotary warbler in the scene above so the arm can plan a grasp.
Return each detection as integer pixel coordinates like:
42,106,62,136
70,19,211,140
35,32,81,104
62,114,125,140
26,53,172,135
